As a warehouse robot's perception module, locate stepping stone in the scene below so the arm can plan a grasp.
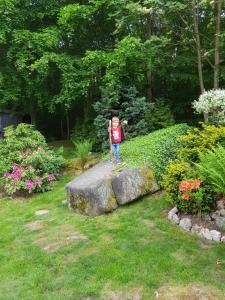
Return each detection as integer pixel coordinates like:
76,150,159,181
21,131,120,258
35,209,49,216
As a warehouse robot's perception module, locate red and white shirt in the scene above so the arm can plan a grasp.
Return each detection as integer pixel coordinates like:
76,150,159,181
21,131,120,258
111,127,122,143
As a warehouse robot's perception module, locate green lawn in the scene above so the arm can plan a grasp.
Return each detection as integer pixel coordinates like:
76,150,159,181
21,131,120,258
0,176,225,300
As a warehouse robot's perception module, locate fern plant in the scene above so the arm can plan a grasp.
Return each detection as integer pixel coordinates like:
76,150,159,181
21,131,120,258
72,140,92,170
196,145,225,195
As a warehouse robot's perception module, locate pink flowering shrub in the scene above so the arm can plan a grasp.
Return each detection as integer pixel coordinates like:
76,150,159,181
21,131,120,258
176,179,213,214
0,124,64,196
4,163,56,194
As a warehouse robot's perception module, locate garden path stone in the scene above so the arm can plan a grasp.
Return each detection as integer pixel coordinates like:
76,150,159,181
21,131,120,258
66,160,159,216
217,200,224,210
35,209,49,216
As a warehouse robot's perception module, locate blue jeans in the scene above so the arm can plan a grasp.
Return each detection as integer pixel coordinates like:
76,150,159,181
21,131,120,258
111,143,120,162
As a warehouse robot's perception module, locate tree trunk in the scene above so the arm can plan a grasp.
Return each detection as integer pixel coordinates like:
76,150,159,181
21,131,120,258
214,0,222,89
146,13,153,102
30,101,37,127
192,0,205,94
66,111,70,141
192,0,208,123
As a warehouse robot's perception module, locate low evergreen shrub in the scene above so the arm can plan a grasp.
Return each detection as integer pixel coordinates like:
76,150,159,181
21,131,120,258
120,123,190,182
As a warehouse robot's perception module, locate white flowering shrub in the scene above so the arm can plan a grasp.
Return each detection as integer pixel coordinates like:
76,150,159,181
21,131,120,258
193,89,225,124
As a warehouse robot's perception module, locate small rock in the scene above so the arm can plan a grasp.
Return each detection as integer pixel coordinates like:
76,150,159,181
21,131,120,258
210,230,221,242
191,224,203,236
35,209,49,216
210,212,218,220
168,207,178,220
179,218,192,231
217,200,224,210
171,214,180,224
202,213,211,221
200,228,212,240
221,236,225,243
215,216,225,229
219,209,225,217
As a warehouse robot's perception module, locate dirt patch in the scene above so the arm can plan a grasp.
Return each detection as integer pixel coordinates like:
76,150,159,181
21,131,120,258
33,224,88,253
101,289,141,300
142,219,156,228
155,284,225,300
25,220,44,231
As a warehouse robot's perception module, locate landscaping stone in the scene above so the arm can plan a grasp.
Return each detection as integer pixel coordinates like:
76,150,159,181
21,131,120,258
215,216,225,229
191,224,203,236
179,218,192,231
66,161,159,216
202,213,211,221
168,207,178,220
171,213,180,224
210,230,221,242
210,212,218,220
221,236,225,243
35,209,49,216
200,228,212,241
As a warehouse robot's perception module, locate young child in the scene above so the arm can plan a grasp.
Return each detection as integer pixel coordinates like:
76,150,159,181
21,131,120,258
108,116,128,164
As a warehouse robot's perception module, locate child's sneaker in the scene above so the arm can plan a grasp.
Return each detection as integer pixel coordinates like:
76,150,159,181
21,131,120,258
116,160,121,165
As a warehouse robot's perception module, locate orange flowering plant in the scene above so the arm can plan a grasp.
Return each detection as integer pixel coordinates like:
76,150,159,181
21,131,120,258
177,179,213,214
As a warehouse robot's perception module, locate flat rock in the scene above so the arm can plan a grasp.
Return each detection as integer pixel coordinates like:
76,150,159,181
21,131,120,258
179,218,192,231
66,161,159,216
35,209,49,216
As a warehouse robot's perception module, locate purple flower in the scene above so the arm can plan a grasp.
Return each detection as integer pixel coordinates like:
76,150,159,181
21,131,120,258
25,179,31,184
47,174,55,182
34,178,41,185
26,183,33,190
13,173,22,179
4,173,11,177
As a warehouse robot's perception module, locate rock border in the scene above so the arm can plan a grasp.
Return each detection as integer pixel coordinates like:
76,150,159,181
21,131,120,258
168,207,225,243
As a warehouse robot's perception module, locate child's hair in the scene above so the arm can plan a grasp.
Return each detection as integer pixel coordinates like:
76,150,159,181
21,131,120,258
112,116,119,122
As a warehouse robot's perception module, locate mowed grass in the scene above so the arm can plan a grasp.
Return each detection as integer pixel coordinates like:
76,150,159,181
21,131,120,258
1,176,225,300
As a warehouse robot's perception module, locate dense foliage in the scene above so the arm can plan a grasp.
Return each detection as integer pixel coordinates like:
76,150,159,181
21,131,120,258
1,1,225,139
163,124,225,214
119,123,190,182
0,124,64,195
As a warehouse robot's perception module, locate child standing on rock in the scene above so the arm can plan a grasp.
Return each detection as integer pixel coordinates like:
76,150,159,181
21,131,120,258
108,116,128,164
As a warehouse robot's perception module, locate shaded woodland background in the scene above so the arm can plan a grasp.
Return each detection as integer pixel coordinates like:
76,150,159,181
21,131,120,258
0,0,224,146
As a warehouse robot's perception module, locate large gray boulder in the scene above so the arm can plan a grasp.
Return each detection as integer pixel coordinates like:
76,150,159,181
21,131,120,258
112,167,159,205
66,161,159,216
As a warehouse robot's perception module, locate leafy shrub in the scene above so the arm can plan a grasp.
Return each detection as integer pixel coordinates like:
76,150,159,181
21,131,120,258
176,123,225,162
119,123,190,182
197,145,225,195
176,179,213,214
193,89,225,124
73,140,92,170
0,123,47,176
162,160,191,203
0,124,65,195
145,98,175,131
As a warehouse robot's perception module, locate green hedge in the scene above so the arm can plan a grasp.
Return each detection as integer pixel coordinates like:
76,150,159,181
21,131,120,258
120,123,190,182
